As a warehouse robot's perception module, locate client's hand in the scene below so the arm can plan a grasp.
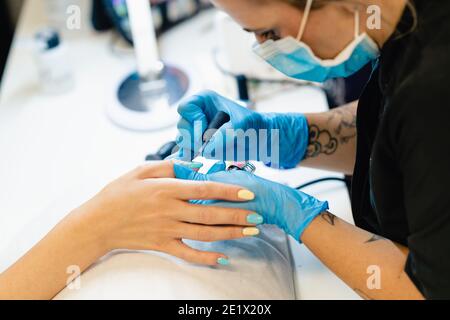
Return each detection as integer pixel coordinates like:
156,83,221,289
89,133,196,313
77,161,262,266
174,162,329,242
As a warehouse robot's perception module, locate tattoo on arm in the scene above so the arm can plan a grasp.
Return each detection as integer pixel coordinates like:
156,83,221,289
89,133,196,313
321,212,336,226
331,107,357,144
306,125,338,158
305,104,357,159
365,234,387,243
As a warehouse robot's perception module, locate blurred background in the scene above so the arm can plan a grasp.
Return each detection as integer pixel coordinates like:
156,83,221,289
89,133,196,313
0,0,371,102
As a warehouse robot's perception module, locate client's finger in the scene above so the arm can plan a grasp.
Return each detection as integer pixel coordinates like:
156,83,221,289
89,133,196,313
177,203,263,226
167,240,229,266
172,180,255,202
132,161,174,179
176,223,260,242
133,160,204,180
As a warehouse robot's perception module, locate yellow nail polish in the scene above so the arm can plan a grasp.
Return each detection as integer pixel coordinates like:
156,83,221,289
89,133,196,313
243,227,260,236
238,189,255,200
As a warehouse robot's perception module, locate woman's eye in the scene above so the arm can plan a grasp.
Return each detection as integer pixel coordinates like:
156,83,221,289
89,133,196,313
261,30,280,41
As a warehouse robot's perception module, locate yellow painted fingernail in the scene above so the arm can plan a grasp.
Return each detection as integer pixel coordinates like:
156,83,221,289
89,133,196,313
243,227,260,236
238,189,255,200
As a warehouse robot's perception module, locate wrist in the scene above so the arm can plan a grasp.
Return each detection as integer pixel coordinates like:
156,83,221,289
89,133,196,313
296,210,324,243
67,204,112,257
291,192,329,243
299,210,333,244
263,113,309,168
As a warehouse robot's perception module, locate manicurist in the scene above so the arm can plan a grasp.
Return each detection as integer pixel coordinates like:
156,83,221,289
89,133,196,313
174,0,450,299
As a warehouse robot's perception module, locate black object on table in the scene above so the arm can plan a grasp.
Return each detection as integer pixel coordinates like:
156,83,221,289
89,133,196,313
0,0,14,83
91,0,113,31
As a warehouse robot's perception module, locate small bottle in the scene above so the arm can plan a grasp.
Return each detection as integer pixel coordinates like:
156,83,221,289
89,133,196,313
33,28,74,94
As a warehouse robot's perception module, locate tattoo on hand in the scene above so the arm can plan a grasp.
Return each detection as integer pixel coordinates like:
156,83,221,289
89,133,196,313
365,234,386,243
321,212,336,226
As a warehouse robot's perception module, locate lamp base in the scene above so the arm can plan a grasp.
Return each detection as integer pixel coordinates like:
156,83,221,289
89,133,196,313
107,64,190,131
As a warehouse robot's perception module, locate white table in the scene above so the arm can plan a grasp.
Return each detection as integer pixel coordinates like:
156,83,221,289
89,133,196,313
0,0,360,300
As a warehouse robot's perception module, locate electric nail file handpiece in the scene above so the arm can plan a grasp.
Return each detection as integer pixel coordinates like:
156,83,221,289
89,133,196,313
194,111,231,159
155,111,230,161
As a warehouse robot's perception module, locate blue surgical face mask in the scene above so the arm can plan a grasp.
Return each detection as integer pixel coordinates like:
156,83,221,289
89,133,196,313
252,0,380,83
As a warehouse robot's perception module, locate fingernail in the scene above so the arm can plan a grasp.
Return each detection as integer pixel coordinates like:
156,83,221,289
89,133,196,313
217,257,230,266
187,162,203,169
247,213,264,225
243,227,260,236
238,189,255,200
174,160,203,169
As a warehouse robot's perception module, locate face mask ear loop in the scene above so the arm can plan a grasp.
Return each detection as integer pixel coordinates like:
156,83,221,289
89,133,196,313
297,0,313,42
354,9,360,38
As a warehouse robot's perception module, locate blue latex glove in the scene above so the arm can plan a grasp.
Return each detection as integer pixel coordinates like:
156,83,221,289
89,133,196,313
173,162,329,242
175,90,309,169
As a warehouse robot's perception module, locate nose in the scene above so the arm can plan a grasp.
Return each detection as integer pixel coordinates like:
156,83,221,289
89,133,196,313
254,34,266,44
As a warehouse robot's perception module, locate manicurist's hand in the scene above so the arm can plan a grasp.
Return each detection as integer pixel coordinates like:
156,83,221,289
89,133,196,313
173,162,329,242
175,91,309,168
76,161,262,266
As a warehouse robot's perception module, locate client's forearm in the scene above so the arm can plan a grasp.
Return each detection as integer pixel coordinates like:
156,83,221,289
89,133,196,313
0,207,106,300
301,101,358,175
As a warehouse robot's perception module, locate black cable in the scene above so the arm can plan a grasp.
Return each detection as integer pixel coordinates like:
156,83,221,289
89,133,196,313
295,177,347,191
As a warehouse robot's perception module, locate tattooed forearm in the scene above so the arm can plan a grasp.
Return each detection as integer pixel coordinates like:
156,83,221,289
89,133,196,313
365,234,387,243
306,125,338,158
305,104,357,159
329,106,357,143
321,212,336,226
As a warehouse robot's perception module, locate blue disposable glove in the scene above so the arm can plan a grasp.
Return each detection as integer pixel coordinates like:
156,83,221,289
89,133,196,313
175,90,309,169
173,162,329,242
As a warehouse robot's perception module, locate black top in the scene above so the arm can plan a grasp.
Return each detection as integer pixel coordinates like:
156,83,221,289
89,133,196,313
352,0,450,299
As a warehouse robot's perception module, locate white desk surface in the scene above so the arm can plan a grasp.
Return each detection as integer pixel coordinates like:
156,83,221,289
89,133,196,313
0,0,360,300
